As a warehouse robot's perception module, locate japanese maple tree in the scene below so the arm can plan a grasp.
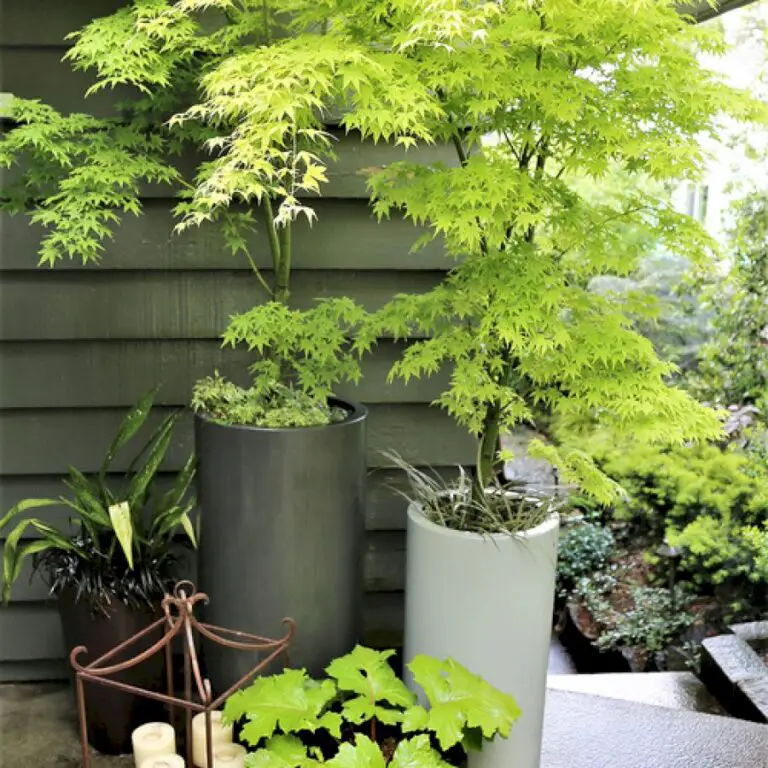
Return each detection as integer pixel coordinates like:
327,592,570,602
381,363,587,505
1,1,764,499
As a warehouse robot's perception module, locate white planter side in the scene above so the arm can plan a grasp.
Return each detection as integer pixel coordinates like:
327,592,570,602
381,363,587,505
403,504,559,768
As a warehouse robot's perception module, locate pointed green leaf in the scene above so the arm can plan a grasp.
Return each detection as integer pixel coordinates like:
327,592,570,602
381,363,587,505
1,517,74,603
0,498,60,531
100,387,157,477
62,467,110,526
155,452,196,516
109,501,134,570
180,509,197,548
127,412,178,511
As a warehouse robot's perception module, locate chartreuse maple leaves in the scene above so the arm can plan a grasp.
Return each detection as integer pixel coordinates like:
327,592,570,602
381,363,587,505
222,646,519,768
3,0,767,488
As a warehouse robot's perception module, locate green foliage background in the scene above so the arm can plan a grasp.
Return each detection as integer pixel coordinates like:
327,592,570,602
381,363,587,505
1,1,766,503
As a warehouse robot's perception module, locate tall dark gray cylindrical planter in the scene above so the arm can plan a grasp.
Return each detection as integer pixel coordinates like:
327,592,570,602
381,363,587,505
195,399,367,691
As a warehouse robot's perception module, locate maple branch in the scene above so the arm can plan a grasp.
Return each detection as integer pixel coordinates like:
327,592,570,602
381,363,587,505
262,195,282,279
555,204,652,259
452,133,469,167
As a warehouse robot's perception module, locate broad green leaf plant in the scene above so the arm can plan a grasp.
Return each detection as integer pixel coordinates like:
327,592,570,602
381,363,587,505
0,390,196,611
1,2,765,496
223,645,520,767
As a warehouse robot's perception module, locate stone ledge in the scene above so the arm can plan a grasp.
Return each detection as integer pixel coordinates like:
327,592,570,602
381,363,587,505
542,688,768,768
701,632,768,723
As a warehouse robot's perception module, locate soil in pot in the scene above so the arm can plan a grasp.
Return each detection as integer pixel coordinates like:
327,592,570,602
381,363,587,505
58,589,167,755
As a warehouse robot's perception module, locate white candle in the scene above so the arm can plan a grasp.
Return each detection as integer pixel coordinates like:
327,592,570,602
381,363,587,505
140,756,185,768
212,744,246,768
132,723,177,768
192,711,233,767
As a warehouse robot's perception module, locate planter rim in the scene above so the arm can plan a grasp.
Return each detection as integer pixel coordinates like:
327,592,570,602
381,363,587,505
407,500,559,542
194,396,367,434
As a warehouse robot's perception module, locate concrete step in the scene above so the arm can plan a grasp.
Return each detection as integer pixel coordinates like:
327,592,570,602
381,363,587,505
3,682,768,767
543,688,768,768
547,671,724,715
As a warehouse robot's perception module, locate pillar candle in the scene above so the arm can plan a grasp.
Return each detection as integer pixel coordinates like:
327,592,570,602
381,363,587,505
140,756,185,768
191,711,233,767
132,723,177,768
212,744,246,768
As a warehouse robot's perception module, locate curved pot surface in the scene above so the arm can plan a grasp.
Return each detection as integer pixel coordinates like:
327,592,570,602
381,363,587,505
196,399,367,689
58,590,166,755
404,503,559,768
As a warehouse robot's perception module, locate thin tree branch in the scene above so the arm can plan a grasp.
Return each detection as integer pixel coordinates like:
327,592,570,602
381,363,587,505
262,195,282,279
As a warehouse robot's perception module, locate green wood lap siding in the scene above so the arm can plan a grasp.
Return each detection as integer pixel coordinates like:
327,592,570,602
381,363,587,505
0,1,461,679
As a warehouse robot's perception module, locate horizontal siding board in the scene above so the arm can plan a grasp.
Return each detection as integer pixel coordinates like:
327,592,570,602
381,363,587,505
0,49,133,118
0,467,450,533
0,603,61,660
0,592,405,665
0,200,449,271
0,271,441,340
362,592,404,649
2,530,406,603
0,340,449,407
1,111,453,198
0,406,476,475
0,660,68,682
0,1,128,46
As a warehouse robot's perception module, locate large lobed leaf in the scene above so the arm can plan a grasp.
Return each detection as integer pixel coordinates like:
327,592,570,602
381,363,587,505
327,646,415,725
403,656,520,750
246,735,321,768
225,669,341,746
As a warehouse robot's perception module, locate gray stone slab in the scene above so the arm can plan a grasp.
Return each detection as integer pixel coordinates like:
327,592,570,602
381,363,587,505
542,689,768,767
704,634,767,681
731,622,768,644
547,671,724,715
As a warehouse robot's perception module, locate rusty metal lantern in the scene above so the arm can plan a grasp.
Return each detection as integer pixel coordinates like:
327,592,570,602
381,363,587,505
69,581,295,768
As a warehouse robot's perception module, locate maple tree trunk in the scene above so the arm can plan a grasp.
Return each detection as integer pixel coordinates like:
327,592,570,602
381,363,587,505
475,403,501,501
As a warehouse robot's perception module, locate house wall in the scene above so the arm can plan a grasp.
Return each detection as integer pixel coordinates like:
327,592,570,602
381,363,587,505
0,1,470,681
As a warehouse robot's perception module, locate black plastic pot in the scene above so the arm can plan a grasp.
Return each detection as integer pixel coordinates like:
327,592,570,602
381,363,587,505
195,399,367,692
58,589,167,754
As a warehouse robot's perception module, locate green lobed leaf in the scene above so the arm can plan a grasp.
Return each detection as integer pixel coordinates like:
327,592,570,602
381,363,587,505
326,645,416,725
326,735,385,768
224,669,339,746
390,734,452,768
406,656,520,750
246,735,320,768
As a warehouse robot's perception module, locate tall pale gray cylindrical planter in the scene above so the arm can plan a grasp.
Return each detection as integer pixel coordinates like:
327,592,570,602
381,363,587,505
404,504,559,768
195,400,367,691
